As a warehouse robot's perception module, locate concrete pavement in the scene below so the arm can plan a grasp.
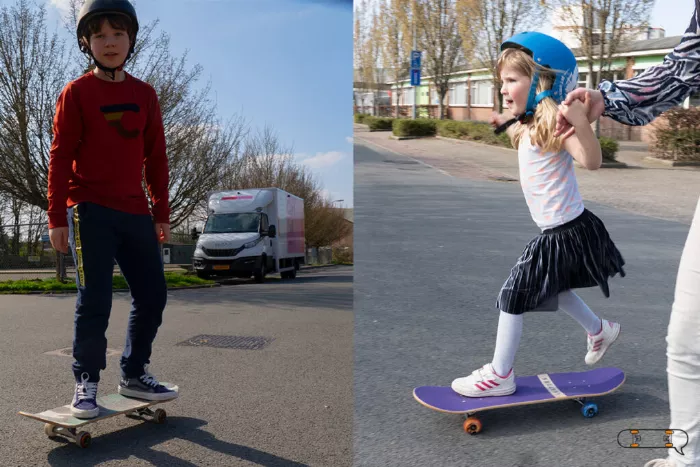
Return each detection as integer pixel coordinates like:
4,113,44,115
354,124,700,225
354,137,687,466
4,266,352,466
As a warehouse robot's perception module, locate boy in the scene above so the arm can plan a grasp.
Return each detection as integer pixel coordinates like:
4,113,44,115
47,0,178,419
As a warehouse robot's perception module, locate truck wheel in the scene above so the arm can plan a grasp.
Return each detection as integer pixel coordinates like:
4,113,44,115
254,260,266,283
286,268,297,279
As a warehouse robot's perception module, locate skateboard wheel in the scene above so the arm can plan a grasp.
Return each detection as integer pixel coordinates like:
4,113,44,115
44,423,57,438
77,431,91,449
463,417,482,435
154,408,167,424
581,402,598,418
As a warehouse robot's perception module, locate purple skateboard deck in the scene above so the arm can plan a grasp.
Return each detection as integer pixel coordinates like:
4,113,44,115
414,367,624,414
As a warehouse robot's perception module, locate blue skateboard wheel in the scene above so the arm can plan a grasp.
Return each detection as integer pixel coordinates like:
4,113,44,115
581,402,598,418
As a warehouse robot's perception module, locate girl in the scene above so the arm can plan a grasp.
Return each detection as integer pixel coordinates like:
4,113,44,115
451,32,626,398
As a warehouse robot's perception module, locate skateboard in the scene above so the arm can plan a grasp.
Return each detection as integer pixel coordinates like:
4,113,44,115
414,367,624,434
18,385,178,448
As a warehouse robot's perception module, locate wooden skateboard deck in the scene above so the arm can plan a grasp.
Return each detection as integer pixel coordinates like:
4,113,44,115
414,367,624,434
19,384,178,448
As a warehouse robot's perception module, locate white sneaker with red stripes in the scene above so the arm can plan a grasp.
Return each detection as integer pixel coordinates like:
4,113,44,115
585,319,621,365
451,363,516,397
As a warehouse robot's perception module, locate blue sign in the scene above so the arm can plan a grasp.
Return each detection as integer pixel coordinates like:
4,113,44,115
411,50,421,69
410,68,421,86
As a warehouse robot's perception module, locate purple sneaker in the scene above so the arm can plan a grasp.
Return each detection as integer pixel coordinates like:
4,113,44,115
70,372,99,419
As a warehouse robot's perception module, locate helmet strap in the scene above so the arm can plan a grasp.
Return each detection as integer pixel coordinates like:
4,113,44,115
525,73,540,114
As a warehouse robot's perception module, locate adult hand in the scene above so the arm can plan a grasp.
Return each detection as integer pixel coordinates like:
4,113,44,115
49,227,69,254
555,89,605,138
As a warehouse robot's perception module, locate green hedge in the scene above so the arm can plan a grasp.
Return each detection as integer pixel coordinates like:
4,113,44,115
393,118,437,137
598,137,619,162
436,120,513,148
365,116,395,131
354,113,371,124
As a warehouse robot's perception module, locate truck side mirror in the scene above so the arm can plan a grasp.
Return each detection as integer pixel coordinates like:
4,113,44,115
268,225,276,238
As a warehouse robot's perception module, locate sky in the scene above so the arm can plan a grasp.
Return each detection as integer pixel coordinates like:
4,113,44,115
7,0,354,208
537,0,695,37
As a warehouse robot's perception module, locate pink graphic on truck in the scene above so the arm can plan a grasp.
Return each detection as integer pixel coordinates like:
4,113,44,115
286,196,305,255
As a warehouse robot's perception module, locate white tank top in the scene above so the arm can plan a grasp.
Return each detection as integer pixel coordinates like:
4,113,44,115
517,131,585,230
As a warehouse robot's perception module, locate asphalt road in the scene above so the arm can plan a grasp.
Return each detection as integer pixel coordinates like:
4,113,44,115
354,139,688,467
2,266,352,466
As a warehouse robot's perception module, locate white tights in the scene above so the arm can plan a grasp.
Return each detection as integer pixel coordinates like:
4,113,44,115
491,290,601,376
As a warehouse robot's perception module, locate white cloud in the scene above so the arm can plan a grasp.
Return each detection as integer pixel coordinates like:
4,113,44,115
346,136,353,144
299,151,345,169
49,0,71,14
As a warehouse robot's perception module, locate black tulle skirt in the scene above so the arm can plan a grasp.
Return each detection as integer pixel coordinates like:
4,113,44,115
496,208,626,314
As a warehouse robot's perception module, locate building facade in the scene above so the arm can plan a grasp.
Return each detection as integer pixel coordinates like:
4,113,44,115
380,35,696,141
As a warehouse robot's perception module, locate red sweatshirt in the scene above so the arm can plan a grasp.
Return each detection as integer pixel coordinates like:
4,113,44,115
47,72,170,229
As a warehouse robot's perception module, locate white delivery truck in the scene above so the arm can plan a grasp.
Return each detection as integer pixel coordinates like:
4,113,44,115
191,188,306,282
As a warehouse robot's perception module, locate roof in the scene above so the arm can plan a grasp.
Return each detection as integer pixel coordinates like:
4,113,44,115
568,35,681,57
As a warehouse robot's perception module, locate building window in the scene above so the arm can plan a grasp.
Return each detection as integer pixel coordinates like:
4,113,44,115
449,82,467,106
470,80,493,106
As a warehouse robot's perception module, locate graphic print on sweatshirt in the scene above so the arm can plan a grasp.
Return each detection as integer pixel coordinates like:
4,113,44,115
100,103,141,139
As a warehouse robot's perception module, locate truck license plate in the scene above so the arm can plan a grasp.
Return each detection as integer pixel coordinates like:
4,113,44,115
213,265,230,270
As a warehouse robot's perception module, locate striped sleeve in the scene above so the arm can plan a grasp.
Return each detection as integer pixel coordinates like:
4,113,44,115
598,2,700,126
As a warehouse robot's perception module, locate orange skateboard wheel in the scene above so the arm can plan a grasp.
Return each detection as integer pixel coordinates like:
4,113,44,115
463,417,482,435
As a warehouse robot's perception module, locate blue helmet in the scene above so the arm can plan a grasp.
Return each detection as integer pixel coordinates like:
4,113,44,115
500,31,578,117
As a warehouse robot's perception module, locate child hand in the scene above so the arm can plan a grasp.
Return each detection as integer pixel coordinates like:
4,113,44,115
49,227,69,254
155,223,171,243
489,111,509,129
558,93,590,128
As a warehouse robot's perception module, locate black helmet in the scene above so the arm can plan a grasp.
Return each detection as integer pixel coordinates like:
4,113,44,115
76,0,139,78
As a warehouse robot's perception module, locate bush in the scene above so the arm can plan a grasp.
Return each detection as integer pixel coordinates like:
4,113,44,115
332,246,353,265
598,137,619,162
365,116,394,131
651,108,700,161
393,118,437,137
354,113,370,124
436,119,513,149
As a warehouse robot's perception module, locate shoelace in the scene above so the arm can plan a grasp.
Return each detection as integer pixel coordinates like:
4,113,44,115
139,365,162,388
76,372,98,401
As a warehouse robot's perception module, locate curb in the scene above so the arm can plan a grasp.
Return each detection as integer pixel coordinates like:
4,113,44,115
0,265,349,295
0,283,221,295
643,156,700,167
435,134,516,153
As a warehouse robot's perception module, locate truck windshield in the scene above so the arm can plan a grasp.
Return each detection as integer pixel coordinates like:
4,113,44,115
204,213,260,233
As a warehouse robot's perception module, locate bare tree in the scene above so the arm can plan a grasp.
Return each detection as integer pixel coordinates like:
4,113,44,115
380,0,411,117
217,126,350,248
354,0,384,115
0,0,72,210
456,0,543,113
411,0,462,119
544,0,652,133
0,0,247,231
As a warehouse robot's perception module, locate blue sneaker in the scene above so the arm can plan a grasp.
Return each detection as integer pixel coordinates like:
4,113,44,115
71,372,99,419
118,365,178,401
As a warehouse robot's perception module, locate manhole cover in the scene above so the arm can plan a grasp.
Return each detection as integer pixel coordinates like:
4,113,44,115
45,347,122,357
176,335,274,350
